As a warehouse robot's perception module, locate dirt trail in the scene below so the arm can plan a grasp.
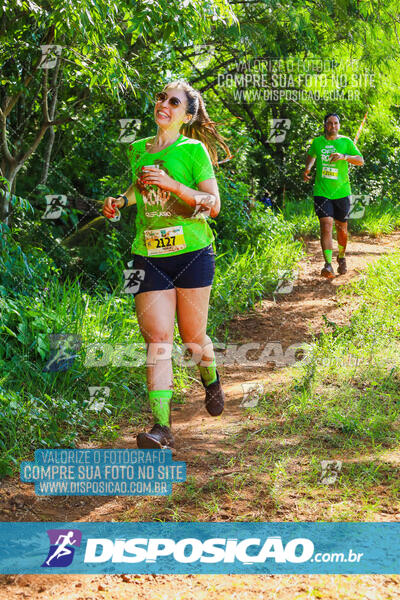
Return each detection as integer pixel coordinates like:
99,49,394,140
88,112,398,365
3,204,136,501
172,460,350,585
1,233,400,599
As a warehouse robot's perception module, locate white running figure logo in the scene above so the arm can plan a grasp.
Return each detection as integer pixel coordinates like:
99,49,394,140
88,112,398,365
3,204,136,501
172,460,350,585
46,531,77,566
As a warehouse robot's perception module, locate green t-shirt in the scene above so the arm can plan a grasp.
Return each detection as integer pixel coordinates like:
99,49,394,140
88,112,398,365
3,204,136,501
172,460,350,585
308,135,363,199
127,134,215,257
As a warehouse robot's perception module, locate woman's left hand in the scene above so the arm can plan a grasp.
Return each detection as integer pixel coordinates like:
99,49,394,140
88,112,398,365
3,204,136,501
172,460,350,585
139,166,178,193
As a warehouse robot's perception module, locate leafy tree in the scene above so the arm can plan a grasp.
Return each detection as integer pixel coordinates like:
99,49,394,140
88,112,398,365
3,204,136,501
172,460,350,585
0,0,237,223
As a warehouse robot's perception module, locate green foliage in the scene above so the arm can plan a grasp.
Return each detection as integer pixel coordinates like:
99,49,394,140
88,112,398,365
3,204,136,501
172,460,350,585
348,198,400,236
0,223,60,295
281,197,320,238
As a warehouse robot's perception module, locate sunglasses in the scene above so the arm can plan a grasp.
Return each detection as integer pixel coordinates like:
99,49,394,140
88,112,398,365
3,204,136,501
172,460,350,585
155,91,181,107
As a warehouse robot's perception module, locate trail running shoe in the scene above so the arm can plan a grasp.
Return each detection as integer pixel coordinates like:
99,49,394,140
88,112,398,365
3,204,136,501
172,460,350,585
321,262,335,279
337,257,347,275
137,424,174,449
201,371,225,416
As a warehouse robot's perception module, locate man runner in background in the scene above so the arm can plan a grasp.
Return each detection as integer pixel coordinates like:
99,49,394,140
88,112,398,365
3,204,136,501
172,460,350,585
303,113,364,278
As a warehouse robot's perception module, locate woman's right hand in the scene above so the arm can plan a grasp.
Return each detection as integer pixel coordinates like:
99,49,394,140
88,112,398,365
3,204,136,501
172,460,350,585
102,196,124,219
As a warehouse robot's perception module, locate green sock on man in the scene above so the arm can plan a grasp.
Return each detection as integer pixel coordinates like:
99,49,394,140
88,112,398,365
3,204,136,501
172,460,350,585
338,244,346,259
148,390,172,427
323,249,333,264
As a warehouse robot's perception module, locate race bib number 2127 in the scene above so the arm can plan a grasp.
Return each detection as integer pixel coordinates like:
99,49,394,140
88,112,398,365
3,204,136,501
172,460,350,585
144,226,186,256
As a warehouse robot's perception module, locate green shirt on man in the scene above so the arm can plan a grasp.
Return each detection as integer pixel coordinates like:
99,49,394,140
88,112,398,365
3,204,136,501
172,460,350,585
308,135,363,199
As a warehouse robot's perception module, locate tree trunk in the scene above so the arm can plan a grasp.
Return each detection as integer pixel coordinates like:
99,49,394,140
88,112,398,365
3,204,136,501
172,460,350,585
40,57,61,185
0,162,19,223
0,36,71,225
40,126,55,185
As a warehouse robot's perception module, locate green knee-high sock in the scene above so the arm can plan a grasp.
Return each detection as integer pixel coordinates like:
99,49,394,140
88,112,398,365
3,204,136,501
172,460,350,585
148,390,172,427
338,244,346,259
199,358,217,386
323,249,333,264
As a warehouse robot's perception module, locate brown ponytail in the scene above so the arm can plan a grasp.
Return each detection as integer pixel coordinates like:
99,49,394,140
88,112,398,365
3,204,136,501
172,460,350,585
165,80,232,166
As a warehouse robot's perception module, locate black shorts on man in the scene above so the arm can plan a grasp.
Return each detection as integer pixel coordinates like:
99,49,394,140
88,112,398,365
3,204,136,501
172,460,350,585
313,196,350,222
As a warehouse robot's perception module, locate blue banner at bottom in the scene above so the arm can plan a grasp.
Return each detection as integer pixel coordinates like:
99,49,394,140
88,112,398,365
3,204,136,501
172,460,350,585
0,522,398,574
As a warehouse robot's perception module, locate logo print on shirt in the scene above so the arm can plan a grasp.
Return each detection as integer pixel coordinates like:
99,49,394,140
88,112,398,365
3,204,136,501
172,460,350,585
136,160,171,214
320,145,336,164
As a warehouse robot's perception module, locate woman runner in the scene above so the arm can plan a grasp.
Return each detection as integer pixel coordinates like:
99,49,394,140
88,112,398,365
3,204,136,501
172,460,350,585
102,80,231,449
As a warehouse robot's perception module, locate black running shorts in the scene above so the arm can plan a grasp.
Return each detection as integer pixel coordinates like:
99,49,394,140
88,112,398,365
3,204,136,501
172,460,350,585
313,196,351,222
129,245,216,296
